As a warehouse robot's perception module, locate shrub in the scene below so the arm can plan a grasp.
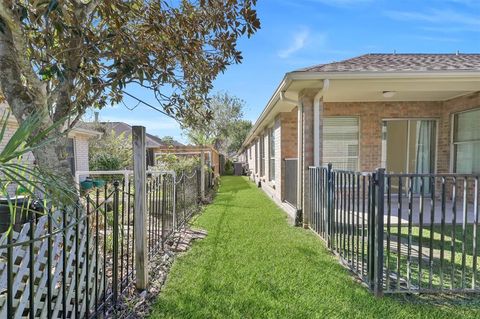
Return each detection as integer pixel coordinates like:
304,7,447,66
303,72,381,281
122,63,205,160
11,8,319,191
90,153,122,171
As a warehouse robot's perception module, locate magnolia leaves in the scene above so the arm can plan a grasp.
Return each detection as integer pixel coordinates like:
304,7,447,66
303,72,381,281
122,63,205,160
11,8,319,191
5,0,260,131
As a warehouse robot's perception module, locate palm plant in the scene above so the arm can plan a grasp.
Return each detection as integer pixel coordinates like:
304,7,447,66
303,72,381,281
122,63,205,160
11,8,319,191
0,111,76,234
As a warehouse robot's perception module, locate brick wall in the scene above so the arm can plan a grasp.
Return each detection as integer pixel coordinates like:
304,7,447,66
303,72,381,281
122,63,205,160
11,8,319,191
322,100,443,171
280,108,298,201
438,91,480,174
273,117,282,200
322,91,480,173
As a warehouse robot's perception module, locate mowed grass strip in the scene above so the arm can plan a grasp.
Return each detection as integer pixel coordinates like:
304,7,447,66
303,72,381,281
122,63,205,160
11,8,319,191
150,176,480,319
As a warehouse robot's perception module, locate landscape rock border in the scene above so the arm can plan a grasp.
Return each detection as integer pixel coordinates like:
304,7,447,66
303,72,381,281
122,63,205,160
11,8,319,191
113,227,208,318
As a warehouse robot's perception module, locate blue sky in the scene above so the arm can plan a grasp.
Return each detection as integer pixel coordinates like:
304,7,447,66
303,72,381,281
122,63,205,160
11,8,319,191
94,0,480,143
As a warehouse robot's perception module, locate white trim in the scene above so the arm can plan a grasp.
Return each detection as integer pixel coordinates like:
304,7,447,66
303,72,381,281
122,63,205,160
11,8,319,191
287,70,480,81
71,127,103,138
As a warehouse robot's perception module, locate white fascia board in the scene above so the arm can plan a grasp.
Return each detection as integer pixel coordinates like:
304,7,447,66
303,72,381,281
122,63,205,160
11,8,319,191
287,70,480,80
240,76,291,151
70,127,103,138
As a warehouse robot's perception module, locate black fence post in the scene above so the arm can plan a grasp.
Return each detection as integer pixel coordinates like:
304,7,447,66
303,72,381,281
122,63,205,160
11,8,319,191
374,168,385,297
112,180,120,304
326,163,333,249
368,173,376,290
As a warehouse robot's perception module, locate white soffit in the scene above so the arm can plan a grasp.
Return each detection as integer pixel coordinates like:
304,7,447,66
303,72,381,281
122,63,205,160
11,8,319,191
320,78,480,102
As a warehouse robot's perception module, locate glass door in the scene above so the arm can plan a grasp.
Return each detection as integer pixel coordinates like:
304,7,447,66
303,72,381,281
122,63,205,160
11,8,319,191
382,119,436,193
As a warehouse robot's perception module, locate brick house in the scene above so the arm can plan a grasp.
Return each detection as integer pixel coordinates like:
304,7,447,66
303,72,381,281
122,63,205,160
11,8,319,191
239,54,480,224
0,102,102,182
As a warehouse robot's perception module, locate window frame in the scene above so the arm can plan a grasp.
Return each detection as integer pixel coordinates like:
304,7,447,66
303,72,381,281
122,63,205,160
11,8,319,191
260,135,265,177
451,107,480,174
268,127,275,182
322,116,360,171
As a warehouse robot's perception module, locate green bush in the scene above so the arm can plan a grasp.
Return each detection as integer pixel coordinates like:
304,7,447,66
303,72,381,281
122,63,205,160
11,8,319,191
90,153,122,171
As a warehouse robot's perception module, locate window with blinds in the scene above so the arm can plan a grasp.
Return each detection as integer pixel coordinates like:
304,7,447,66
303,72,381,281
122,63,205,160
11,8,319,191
453,108,480,174
322,117,359,170
269,128,275,181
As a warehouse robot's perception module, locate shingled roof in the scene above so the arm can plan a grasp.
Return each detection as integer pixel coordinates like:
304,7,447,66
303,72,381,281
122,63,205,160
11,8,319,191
99,122,184,148
297,54,480,73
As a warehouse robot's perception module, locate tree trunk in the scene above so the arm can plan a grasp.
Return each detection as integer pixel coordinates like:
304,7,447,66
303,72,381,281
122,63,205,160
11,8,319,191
0,13,76,196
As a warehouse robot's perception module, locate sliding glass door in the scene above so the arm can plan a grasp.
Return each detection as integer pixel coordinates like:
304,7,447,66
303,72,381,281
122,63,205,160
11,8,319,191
382,119,437,193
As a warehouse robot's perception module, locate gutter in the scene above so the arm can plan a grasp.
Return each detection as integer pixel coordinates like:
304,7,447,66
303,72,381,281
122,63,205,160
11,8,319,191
239,76,293,152
287,70,480,80
71,127,103,138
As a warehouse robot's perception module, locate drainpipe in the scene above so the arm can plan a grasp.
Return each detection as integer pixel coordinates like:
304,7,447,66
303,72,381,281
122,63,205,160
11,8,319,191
297,102,304,226
313,79,329,167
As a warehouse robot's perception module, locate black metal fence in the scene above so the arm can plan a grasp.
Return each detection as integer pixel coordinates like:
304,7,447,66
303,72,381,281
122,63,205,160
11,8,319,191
0,167,211,318
284,159,298,207
309,164,480,296
176,169,203,228
147,173,175,256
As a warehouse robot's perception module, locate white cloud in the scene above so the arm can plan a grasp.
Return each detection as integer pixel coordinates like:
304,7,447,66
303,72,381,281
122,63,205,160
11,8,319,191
384,9,480,28
278,28,310,59
415,35,462,42
279,0,373,8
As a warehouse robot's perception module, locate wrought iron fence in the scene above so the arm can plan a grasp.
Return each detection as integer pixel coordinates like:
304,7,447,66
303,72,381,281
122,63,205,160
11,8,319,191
0,166,211,318
176,169,202,228
0,178,134,318
284,159,298,207
309,164,480,296
147,173,175,256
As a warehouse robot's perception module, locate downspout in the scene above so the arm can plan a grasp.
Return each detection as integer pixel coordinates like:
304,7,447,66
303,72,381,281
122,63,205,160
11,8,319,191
314,79,329,167
297,102,304,226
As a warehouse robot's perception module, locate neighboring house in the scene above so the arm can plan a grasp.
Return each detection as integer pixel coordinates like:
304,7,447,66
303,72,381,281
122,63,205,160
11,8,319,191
239,53,480,223
0,102,101,181
96,121,222,176
154,145,222,176
95,121,184,166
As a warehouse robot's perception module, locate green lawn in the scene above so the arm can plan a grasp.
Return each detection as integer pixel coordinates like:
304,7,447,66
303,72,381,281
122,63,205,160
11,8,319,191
150,176,480,319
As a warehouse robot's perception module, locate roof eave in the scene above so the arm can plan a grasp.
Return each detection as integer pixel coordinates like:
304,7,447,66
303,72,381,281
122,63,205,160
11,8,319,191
288,69,480,80
238,69,480,155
